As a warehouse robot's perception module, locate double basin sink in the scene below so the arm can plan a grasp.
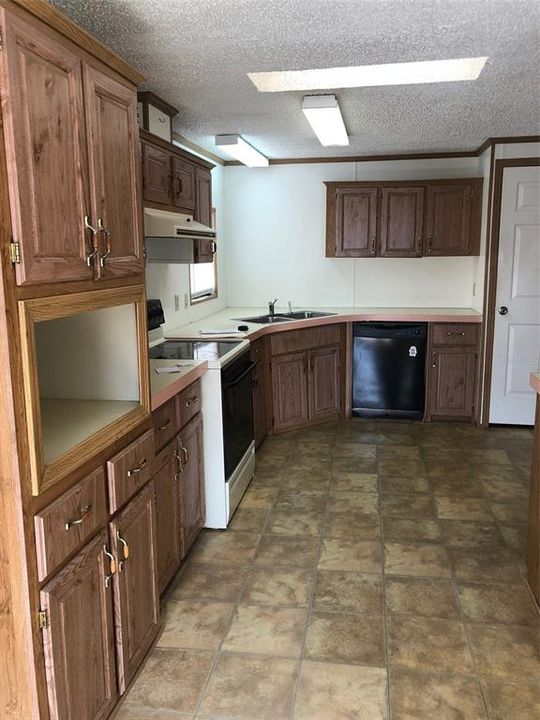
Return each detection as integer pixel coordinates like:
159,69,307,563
238,310,337,324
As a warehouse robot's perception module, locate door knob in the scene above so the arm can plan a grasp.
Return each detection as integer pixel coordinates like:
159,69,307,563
498,306,509,316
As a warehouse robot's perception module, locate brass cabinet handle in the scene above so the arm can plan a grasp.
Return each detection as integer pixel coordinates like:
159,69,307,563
432,352,437,368
370,236,376,254
209,240,217,255
179,442,189,464
65,504,92,531
174,449,185,472
427,234,433,253
175,176,182,197
127,458,147,477
185,397,197,408
97,218,112,267
447,330,466,337
158,419,171,431
116,531,130,560
103,545,117,586
84,215,99,267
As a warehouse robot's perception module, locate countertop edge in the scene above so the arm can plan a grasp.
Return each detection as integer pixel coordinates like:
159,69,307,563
151,362,208,411
530,372,540,395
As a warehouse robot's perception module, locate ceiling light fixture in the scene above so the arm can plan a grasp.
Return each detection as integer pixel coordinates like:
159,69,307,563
302,95,349,147
214,134,269,167
249,57,488,92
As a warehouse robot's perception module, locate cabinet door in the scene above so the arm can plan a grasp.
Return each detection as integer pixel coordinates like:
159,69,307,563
172,157,195,210
271,352,309,431
429,347,477,419
194,166,214,262
154,446,182,593
334,187,378,257
0,10,93,285
40,531,117,720
308,345,341,422
179,415,205,557
425,184,472,256
379,186,424,257
111,482,159,693
83,65,144,278
141,141,171,204
251,344,267,449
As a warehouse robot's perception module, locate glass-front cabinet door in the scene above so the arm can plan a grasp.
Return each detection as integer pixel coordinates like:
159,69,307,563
19,285,150,495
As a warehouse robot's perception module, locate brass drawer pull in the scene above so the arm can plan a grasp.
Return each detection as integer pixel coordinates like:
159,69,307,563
65,504,92,531
447,331,466,337
103,545,117,586
97,218,112,267
116,531,130,560
158,419,171,431
432,352,437,368
180,443,189,464
127,458,147,477
184,397,197,408
174,449,184,472
84,216,99,267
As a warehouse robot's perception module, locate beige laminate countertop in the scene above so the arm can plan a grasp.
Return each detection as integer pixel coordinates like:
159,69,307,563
150,359,207,411
166,306,482,342
531,373,540,395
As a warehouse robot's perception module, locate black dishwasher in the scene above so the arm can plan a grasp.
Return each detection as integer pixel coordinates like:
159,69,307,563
352,322,427,420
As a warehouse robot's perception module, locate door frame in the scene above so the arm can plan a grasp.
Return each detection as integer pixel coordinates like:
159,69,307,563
479,156,540,427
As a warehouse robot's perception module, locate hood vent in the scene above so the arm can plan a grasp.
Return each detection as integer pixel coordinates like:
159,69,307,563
144,208,216,263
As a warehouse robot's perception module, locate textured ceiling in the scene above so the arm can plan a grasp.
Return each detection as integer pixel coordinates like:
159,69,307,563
52,0,540,160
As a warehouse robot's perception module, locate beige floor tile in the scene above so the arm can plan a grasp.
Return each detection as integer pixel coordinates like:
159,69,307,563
324,511,380,540
439,520,504,547
313,569,382,613
222,604,306,657
305,611,385,666
435,496,493,521
170,563,246,603
384,542,451,578
489,499,529,523
254,534,319,569
330,471,378,492
265,508,323,535
385,577,459,619
157,601,234,650
290,455,332,472
240,486,279,509
390,668,486,720
481,677,540,720
468,623,540,680
388,615,474,674
429,475,484,498
319,538,382,573
241,566,313,607
198,654,297,720
328,490,378,513
447,546,522,583
333,442,378,458
497,522,527,553
293,660,388,720
275,490,326,513
457,581,539,626
379,474,430,494
379,445,421,460
116,709,192,719
228,507,269,533
121,648,212,715
380,494,436,519
281,469,330,491
332,457,378,474
189,531,259,567
383,517,440,542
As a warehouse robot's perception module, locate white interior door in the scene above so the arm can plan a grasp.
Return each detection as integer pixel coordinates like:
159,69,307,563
490,165,540,425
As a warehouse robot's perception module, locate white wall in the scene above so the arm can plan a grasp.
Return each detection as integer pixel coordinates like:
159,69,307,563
225,157,485,309
145,162,228,331
471,148,493,313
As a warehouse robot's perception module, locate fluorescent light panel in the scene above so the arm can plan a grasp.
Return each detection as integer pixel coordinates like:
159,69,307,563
249,57,488,92
214,134,268,166
302,95,349,147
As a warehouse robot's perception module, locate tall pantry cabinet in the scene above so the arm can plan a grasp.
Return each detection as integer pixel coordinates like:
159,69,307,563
0,2,156,719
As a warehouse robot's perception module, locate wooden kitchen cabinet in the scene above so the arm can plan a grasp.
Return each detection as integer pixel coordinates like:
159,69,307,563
172,157,196,210
110,482,159,692
154,444,182,593
178,414,205,557
331,186,378,257
142,141,171,205
271,352,310,431
379,186,424,257
424,183,475,256
39,530,118,720
308,345,341,422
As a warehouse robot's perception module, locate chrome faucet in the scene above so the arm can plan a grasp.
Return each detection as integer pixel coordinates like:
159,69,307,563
268,298,278,316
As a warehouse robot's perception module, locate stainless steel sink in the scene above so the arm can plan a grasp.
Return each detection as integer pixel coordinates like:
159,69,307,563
237,310,337,324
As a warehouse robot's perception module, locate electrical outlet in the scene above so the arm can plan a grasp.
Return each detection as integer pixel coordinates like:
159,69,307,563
174,294,180,312
472,282,477,297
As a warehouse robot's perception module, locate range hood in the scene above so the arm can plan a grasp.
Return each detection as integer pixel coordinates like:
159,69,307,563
144,208,216,263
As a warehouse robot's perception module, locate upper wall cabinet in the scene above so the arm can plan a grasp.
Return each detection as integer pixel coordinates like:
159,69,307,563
0,8,144,286
325,179,482,258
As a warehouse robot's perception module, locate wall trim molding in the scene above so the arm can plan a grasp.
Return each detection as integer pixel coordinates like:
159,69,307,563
172,132,225,166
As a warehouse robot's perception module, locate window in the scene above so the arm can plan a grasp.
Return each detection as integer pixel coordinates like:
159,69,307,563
189,208,218,304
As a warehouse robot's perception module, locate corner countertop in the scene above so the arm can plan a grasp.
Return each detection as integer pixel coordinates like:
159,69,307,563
531,373,540,395
150,359,207,411
165,306,483,342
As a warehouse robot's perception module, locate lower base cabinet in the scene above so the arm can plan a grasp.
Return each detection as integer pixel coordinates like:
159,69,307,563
154,444,182,593
110,482,159,692
179,415,205,558
40,530,118,720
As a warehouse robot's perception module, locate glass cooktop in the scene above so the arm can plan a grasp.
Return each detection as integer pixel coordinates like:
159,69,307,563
149,340,243,362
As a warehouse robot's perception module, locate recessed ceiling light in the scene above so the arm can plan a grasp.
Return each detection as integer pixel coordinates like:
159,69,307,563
302,95,349,147
214,134,269,167
248,57,488,92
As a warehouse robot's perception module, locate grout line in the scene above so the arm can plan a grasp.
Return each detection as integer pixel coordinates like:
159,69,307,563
377,441,394,720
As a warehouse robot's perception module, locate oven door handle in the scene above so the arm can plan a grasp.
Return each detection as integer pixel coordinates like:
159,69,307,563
223,361,257,388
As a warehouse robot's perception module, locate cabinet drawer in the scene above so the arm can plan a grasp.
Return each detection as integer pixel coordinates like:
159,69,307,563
177,379,202,429
107,430,154,513
431,323,479,346
153,397,179,451
271,324,342,355
34,468,107,581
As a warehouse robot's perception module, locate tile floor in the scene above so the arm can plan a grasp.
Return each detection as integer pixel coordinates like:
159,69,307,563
116,419,539,720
